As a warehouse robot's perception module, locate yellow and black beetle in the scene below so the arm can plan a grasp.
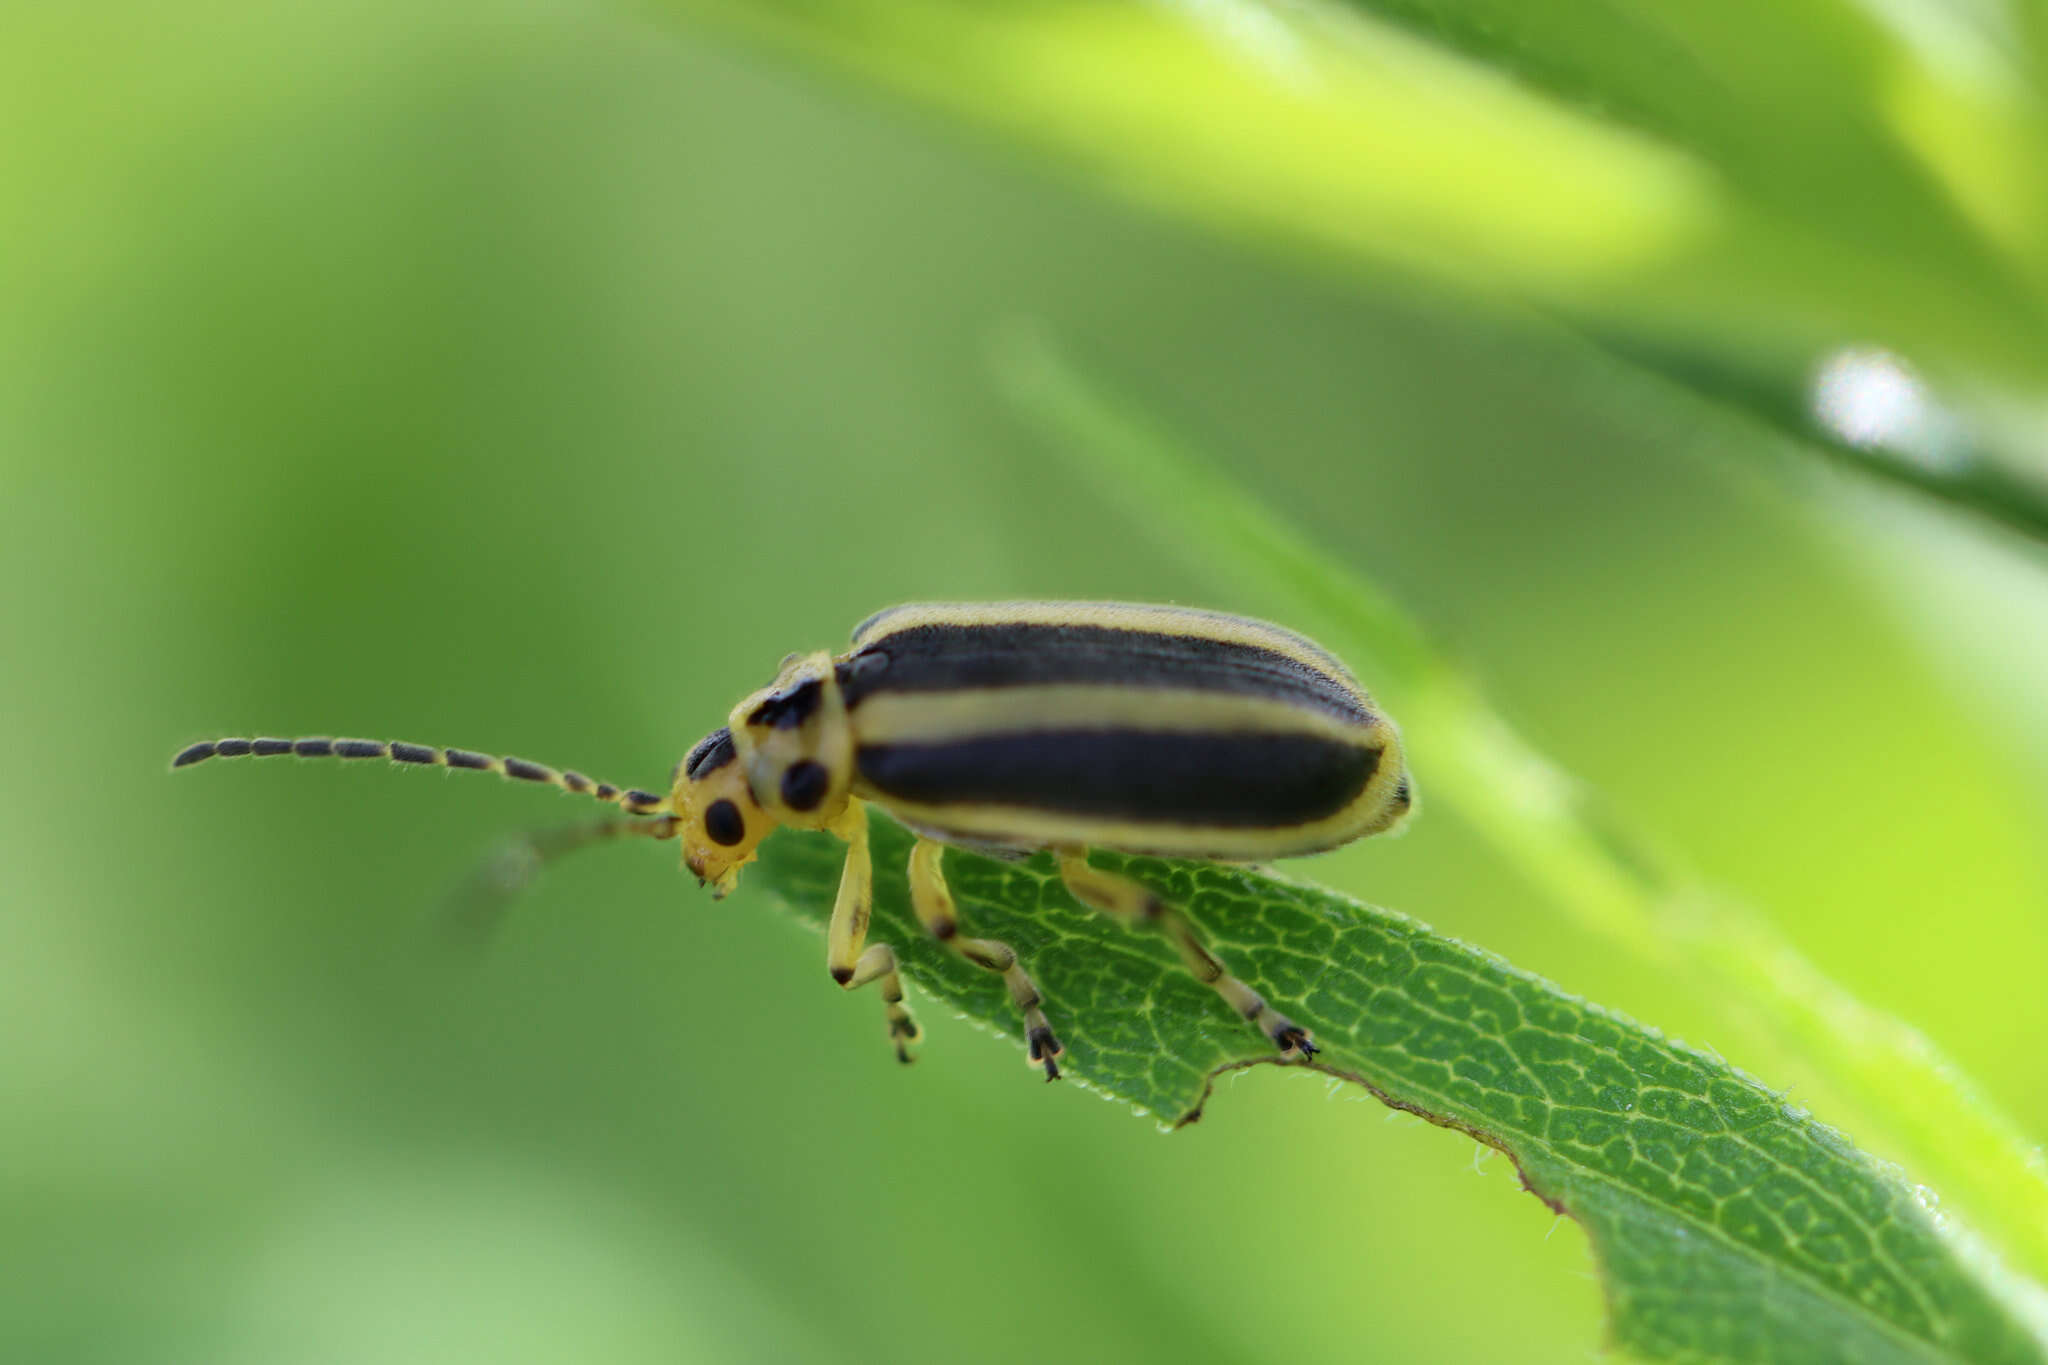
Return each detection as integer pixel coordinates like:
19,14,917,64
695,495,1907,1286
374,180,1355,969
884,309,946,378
172,602,1412,1080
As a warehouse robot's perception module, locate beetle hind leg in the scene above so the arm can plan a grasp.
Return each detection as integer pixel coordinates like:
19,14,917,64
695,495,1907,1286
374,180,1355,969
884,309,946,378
909,838,1063,1080
1057,851,1315,1061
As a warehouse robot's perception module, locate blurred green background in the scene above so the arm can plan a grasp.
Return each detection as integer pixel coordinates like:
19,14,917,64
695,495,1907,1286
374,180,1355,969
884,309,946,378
5,3,2046,1362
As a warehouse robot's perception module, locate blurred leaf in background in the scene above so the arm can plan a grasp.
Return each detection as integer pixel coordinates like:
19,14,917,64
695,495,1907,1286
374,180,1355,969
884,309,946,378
4,1,2047,1363
676,0,2048,537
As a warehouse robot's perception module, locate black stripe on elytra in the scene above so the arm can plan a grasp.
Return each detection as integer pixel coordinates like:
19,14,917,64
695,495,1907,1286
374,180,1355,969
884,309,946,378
683,727,737,779
838,623,1368,724
856,730,1380,827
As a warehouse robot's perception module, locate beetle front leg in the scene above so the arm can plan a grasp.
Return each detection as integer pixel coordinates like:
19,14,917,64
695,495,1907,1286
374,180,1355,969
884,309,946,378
826,799,919,1062
1057,851,1315,1060
908,838,1062,1080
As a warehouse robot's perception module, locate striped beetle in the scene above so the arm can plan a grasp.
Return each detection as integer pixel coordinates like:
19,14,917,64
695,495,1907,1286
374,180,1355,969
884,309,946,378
172,602,1412,1080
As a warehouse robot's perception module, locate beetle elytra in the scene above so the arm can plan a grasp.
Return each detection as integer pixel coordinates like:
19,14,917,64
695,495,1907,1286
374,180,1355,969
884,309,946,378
172,602,1412,1080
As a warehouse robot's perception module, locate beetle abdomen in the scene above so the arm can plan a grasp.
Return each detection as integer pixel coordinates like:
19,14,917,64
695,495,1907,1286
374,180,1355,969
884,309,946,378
837,603,1402,858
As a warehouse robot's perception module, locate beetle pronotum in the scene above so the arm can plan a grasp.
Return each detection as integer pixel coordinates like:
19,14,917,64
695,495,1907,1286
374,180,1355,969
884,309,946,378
172,602,1412,1080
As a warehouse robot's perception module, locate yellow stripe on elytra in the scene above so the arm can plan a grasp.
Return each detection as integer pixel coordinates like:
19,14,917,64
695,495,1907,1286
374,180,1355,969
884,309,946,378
850,601,1364,689
846,685,1370,747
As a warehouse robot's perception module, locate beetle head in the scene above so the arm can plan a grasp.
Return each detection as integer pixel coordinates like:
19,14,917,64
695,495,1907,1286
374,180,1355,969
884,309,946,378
670,726,774,898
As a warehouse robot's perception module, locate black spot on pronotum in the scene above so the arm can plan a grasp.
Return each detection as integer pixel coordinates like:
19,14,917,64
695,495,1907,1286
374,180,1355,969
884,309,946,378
389,742,435,764
704,798,745,846
251,738,293,757
213,738,253,758
293,738,334,758
748,679,824,731
502,757,551,783
172,741,217,767
334,739,384,759
781,759,829,811
444,749,490,770
683,728,737,779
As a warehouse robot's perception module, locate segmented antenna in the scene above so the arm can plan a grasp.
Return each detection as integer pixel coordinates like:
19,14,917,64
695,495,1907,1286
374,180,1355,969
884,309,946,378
446,814,682,949
169,737,671,815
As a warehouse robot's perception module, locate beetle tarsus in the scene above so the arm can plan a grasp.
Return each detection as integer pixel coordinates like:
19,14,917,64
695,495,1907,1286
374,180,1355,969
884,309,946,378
1274,1023,1318,1060
1028,1024,1064,1081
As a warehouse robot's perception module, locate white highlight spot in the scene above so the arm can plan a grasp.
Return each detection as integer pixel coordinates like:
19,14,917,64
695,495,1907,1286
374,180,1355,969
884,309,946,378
1811,346,1968,472
1165,0,1310,83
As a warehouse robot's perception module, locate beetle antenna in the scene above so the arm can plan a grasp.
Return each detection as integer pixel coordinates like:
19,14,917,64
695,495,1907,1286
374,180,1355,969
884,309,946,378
169,737,673,815
444,814,682,950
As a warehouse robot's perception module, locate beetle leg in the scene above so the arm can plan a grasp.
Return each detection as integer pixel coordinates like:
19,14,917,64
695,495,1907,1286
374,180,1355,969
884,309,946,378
908,839,1061,1081
826,799,919,1061
1056,851,1316,1060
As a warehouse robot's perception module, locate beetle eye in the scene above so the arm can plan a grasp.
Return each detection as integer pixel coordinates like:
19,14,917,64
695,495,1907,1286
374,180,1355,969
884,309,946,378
704,798,746,846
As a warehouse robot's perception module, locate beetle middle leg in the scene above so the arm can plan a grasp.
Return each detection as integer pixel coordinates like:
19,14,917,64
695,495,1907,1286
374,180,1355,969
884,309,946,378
826,799,920,1062
907,838,1062,1081
1057,851,1316,1060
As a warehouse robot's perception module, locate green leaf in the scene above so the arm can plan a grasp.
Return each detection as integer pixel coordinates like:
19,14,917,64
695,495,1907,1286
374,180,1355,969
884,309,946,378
747,816,2048,1364
707,330,2048,1364
988,324,2048,1299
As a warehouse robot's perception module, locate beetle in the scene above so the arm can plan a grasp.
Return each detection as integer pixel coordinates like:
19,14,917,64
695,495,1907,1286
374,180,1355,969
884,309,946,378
171,601,1412,1081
